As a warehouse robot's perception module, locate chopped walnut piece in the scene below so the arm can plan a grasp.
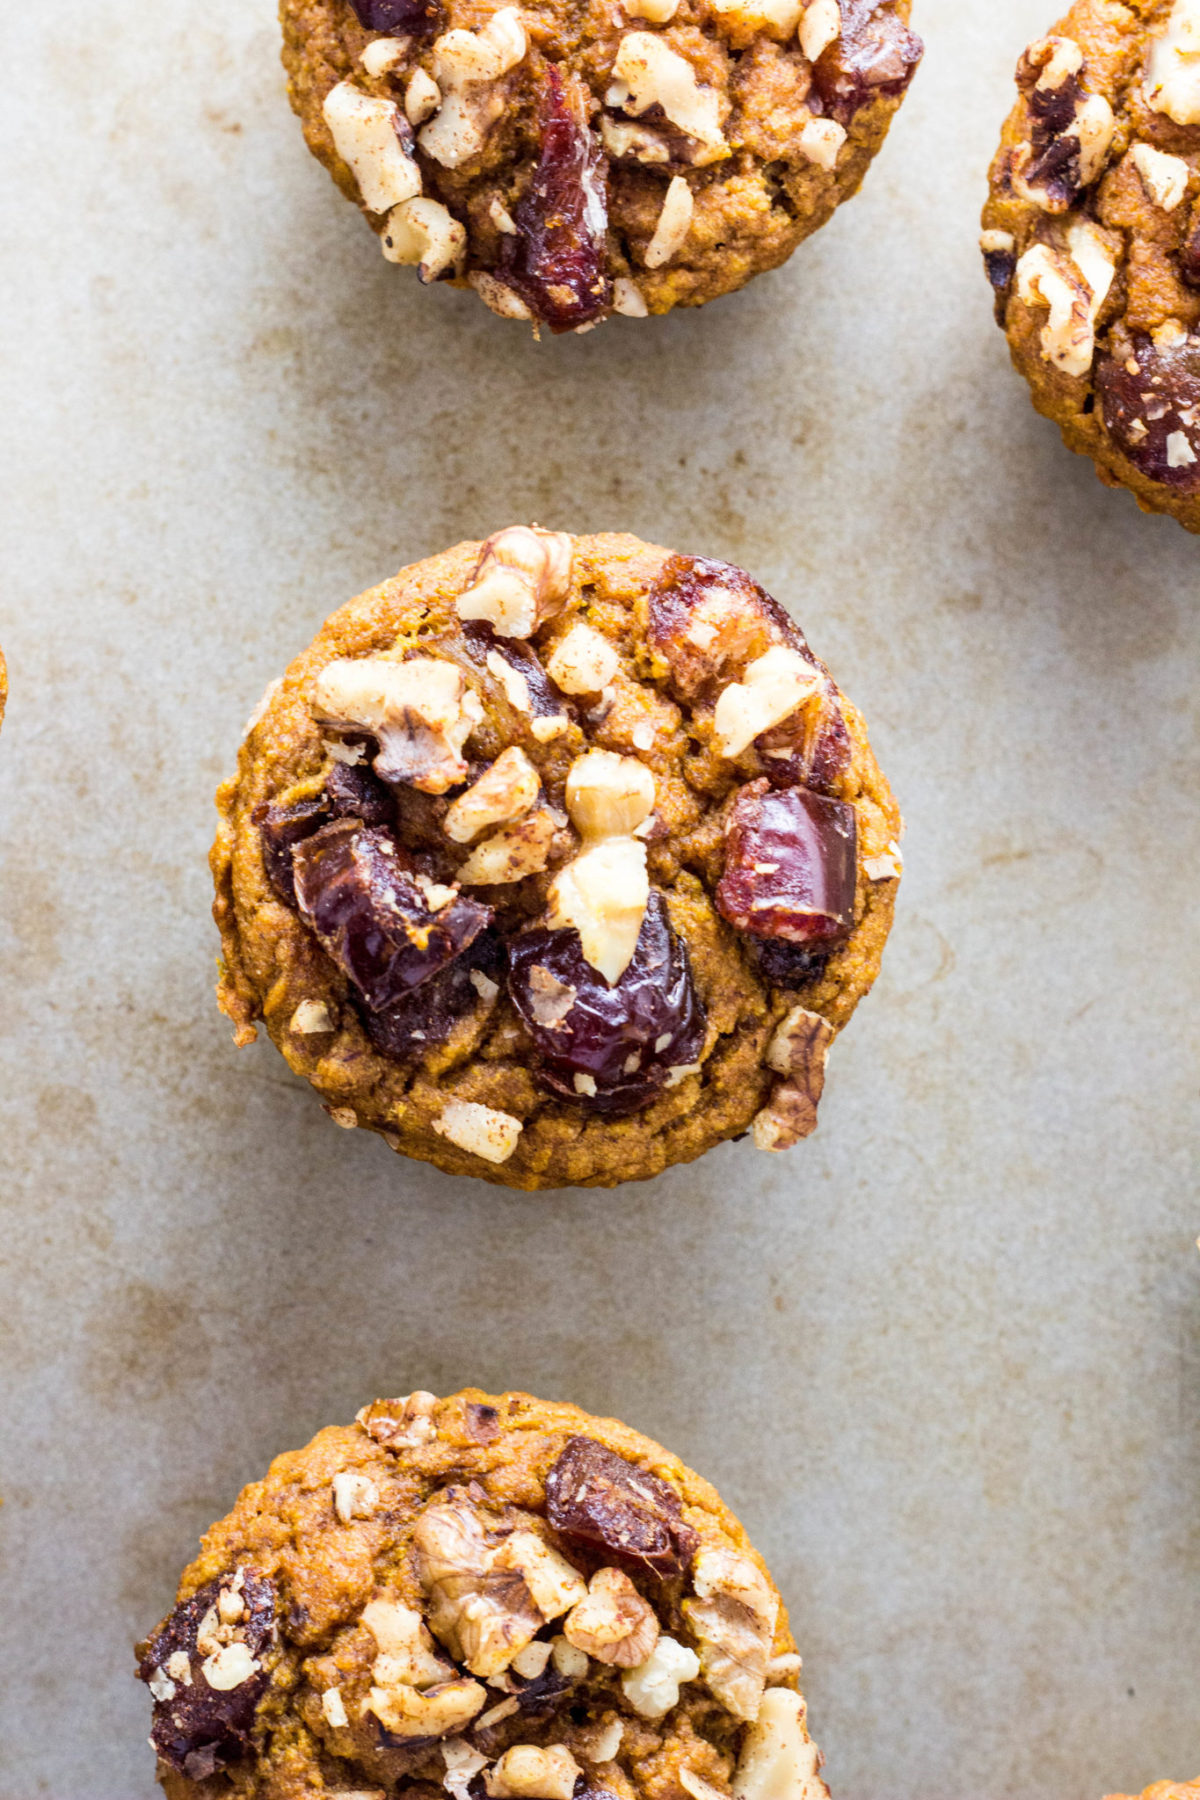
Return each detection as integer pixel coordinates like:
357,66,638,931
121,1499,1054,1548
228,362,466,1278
406,68,442,125
1015,222,1115,378
363,1598,456,1688
445,748,541,844
471,271,534,318
486,1745,583,1800
362,37,409,77
1010,36,1114,212
311,656,482,794
546,623,620,695
202,1642,260,1692
332,1470,379,1523
563,1567,660,1667
797,117,845,171
713,646,822,760
416,1492,587,1677
527,963,578,1026
457,528,574,638
420,8,529,167
291,999,334,1034
1130,142,1190,212
621,1635,701,1717
367,1676,488,1739
321,1684,350,1728
456,806,563,886
799,0,840,62
356,1390,439,1448
1145,0,1200,126
433,1099,524,1164
383,196,468,280
613,276,649,316
863,840,902,881
752,1007,834,1151
683,1547,779,1720
608,34,727,159
511,1639,554,1679
680,1771,728,1800
566,750,656,840
322,83,422,214
645,176,694,269
546,837,649,984
731,1688,825,1800
625,0,680,17
551,1634,589,1679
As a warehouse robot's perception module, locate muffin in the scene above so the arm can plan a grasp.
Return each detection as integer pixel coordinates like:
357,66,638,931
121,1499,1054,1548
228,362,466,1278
983,0,1200,530
279,0,922,330
212,530,901,1190
135,1387,829,1800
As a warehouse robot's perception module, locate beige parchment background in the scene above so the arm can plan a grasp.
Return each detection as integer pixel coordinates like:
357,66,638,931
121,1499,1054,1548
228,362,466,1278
0,1,1198,1795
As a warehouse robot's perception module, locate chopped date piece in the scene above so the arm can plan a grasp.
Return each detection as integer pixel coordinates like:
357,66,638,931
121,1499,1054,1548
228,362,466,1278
511,1663,574,1712
138,1571,276,1776
293,819,492,1011
325,760,397,827
1013,46,1087,209
362,928,504,1058
718,780,856,945
983,246,1016,294
1180,204,1200,290
759,687,852,796
507,891,705,1113
1095,333,1200,492
647,555,816,705
255,768,397,905
545,1436,698,1578
752,936,832,990
465,1401,501,1441
501,67,613,332
255,796,330,907
813,1,923,125
349,0,441,36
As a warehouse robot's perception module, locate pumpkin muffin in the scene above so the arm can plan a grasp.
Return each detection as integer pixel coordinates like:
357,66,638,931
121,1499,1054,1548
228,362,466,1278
984,0,1200,529
212,530,901,1190
136,1387,829,1800
280,0,921,330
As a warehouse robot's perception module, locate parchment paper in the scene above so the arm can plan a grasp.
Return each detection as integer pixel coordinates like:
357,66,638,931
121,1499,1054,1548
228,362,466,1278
0,2,1197,1795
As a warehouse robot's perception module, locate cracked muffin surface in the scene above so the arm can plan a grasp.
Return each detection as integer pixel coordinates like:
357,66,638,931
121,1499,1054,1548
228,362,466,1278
279,0,921,329
984,0,1200,529
136,1387,830,1800
212,530,900,1191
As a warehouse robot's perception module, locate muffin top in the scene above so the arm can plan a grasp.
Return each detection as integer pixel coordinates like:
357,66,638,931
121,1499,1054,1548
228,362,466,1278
136,1388,828,1800
281,0,921,328
213,531,900,1189
983,0,1200,529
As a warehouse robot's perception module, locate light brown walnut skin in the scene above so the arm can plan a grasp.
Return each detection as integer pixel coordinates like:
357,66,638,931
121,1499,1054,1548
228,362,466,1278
279,0,917,318
983,0,1200,530
211,532,900,1191
148,1388,818,1800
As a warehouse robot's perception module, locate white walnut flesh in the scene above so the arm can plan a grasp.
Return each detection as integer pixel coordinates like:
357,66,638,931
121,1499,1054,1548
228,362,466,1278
1145,0,1200,126
547,836,650,985
444,748,540,844
383,196,467,281
486,1746,583,1800
311,656,482,794
610,34,727,157
432,1100,524,1165
322,83,422,214
457,528,574,638
621,1634,701,1717
563,1567,660,1667
565,750,656,840
713,645,821,759
732,1688,826,1800
420,9,529,167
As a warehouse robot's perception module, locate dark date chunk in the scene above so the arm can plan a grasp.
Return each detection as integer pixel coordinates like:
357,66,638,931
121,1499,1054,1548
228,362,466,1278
501,67,612,332
1096,333,1200,492
348,0,441,37
461,621,573,724
293,819,492,1012
255,766,396,906
647,555,814,704
718,779,856,945
507,891,705,1113
545,1436,698,1578
138,1571,276,1778
752,936,832,991
362,928,504,1058
983,246,1016,294
813,0,923,124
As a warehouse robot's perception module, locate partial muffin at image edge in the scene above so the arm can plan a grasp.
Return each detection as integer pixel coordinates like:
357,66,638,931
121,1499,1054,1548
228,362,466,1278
279,0,922,331
211,530,901,1190
135,1387,829,1800
1104,1785,1200,1798
983,0,1200,531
